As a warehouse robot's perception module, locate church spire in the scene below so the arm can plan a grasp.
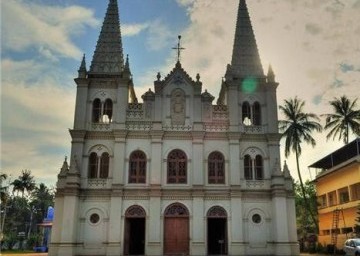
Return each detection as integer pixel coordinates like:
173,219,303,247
227,0,264,79
89,0,124,75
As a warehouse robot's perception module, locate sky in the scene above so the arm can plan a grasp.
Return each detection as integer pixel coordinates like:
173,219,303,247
1,0,360,187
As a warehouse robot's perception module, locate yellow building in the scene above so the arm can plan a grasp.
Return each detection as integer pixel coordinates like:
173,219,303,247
309,138,360,249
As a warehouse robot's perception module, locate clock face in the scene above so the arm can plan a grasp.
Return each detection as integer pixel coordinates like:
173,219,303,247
252,214,261,224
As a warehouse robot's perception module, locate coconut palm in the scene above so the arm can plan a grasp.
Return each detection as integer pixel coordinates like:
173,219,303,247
11,170,35,197
279,97,322,231
322,95,360,144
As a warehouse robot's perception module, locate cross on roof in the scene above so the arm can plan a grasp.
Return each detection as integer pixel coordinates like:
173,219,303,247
172,35,185,63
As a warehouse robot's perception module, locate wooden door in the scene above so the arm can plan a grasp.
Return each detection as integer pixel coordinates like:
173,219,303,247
164,217,189,255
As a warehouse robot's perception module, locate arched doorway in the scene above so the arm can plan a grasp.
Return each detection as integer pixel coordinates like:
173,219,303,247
124,205,146,255
207,206,228,255
164,203,189,255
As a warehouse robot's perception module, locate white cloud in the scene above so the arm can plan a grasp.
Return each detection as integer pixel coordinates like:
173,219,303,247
122,23,149,36
145,20,174,51
1,59,75,186
2,0,99,59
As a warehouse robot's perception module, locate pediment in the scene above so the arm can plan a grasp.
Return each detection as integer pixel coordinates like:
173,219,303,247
157,61,198,92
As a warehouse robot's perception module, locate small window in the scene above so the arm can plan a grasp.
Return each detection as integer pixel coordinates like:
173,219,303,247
90,213,100,224
208,151,225,184
252,214,262,224
254,155,263,180
99,152,109,178
167,150,187,184
242,102,251,125
244,155,252,180
89,152,98,178
103,99,113,123
252,102,261,125
129,150,146,183
92,99,102,123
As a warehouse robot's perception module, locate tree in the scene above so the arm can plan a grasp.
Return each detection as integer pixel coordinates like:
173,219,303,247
279,97,322,231
11,170,35,197
1,173,10,241
294,180,318,236
322,95,360,144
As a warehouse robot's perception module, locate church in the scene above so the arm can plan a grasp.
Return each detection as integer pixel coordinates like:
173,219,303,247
49,0,299,255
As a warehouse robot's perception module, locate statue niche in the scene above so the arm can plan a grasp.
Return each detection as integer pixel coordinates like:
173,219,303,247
171,89,185,125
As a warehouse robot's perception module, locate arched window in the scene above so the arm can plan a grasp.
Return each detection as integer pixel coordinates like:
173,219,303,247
254,155,263,180
244,154,264,180
92,99,101,123
244,154,252,180
208,151,225,184
103,99,113,123
167,150,187,184
92,98,113,123
88,151,109,179
89,152,98,178
129,150,146,183
252,102,261,125
242,102,251,125
99,152,109,178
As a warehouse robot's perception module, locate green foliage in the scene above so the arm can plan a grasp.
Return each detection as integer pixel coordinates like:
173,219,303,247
279,97,322,232
1,170,54,250
11,170,36,197
26,232,42,248
322,95,360,144
294,180,318,236
2,232,18,250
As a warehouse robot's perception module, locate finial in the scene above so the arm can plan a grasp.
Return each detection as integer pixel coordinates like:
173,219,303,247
78,54,87,78
283,160,291,178
267,64,275,83
172,35,185,63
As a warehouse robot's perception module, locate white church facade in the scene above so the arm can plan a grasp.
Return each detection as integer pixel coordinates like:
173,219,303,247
49,0,299,255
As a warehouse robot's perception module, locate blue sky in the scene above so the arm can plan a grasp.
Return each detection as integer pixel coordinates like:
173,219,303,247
1,0,360,187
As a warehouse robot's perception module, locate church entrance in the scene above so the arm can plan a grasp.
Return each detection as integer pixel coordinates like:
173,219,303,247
207,206,228,255
124,206,146,255
164,203,189,255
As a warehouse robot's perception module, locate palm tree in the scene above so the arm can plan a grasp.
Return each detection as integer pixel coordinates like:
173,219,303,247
322,95,360,144
279,97,322,231
11,170,35,197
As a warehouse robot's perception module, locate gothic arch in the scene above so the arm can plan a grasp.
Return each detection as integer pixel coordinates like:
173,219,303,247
207,206,227,218
91,90,116,103
164,203,189,217
87,144,113,156
125,205,146,218
241,147,266,159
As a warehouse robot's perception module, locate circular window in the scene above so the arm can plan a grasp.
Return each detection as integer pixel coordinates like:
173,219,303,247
252,214,261,224
90,213,100,224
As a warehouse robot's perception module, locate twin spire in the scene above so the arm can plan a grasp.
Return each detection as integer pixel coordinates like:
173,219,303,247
89,0,124,75
227,0,265,79
85,0,266,80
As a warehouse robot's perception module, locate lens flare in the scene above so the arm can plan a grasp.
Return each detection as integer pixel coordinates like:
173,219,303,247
241,77,257,93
